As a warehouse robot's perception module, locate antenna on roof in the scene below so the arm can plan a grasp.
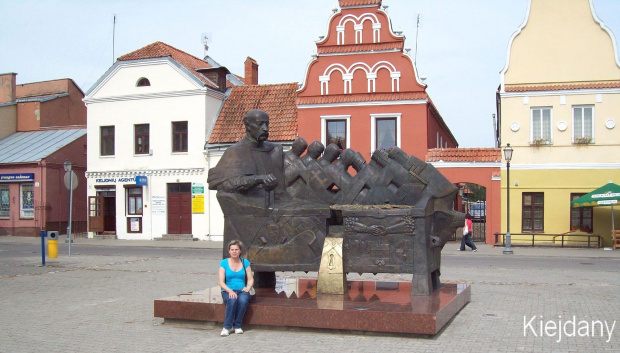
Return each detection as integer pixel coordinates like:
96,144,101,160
201,32,212,58
414,14,420,65
113,14,117,64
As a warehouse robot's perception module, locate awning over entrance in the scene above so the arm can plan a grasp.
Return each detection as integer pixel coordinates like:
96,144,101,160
572,182,620,230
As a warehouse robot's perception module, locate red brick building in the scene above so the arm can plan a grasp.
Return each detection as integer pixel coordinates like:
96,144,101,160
296,0,457,162
0,73,86,236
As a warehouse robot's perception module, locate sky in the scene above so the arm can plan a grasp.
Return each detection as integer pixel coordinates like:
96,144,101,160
2,0,619,148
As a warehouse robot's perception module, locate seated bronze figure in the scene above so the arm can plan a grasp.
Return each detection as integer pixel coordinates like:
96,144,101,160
208,109,463,295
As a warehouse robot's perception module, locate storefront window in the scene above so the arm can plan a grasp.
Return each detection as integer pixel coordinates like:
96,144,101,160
20,184,34,219
126,187,143,215
0,185,9,219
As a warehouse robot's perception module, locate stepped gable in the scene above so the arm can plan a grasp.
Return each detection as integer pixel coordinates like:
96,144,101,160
208,83,298,144
425,148,502,163
117,41,227,90
298,0,425,99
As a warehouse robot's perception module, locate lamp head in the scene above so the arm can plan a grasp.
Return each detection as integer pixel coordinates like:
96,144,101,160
63,159,72,172
503,143,513,162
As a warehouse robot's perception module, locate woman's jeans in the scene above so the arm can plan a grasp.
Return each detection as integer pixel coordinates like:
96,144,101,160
221,290,251,329
460,231,477,250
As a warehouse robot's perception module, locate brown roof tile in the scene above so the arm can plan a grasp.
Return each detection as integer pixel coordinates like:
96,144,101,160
209,83,299,144
118,41,225,90
297,92,427,105
505,81,620,92
425,148,501,163
317,42,403,54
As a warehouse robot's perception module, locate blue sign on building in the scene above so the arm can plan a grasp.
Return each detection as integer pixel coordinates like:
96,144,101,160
0,173,35,182
135,176,148,186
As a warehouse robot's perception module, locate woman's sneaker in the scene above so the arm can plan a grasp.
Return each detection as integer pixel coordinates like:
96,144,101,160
220,328,230,336
234,328,244,334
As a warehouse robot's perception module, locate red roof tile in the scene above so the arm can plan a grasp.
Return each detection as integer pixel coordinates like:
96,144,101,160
339,0,381,7
505,81,620,92
425,148,501,163
118,41,225,90
318,42,403,54
209,83,299,144
297,92,427,105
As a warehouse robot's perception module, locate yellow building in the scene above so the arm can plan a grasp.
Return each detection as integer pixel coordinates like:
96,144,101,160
497,0,620,247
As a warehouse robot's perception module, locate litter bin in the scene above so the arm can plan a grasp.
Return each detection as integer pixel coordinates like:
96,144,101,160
47,231,59,258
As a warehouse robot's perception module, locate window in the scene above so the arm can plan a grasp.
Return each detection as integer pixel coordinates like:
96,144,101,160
570,193,592,232
573,106,594,143
375,118,397,150
100,126,115,156
20,184,34,219
136,78,150,87
134,124,150,155
0,185,9,219
326,120,347,149
126,187,143,215
522,192,544,232
531,107,552,142
172,121,188,153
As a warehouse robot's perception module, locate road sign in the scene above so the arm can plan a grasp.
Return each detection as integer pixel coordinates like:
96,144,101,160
64,171,78,190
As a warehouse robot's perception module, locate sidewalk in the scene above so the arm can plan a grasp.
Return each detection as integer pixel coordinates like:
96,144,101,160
2,235,618,257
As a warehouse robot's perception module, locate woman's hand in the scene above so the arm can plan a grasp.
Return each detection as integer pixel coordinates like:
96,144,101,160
228,290,238,299
241,287,250,293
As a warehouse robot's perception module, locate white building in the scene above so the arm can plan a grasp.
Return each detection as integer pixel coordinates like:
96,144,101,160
84,42,242,240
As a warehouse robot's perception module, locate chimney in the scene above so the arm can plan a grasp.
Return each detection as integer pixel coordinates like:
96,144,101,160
244,57,258,85
0,73,17,104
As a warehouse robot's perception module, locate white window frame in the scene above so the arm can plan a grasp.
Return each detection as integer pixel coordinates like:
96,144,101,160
370,113,401,152
20,183,34,219
572,105,595,143
320,115,351,149
0,184,9,219
530,107,553,144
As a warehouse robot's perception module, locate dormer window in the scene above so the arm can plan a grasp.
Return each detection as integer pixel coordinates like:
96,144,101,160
136,77,151,87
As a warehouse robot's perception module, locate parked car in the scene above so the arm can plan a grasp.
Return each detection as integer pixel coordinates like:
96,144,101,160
469,202,486,222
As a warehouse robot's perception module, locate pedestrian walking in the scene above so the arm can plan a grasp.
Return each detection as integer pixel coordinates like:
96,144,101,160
458,213,478,252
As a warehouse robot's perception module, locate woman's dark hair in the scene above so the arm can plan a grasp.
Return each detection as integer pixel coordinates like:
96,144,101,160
465,213,471,220
228,239,245,253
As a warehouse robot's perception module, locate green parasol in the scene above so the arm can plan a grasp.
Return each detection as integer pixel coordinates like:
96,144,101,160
571,182,620,231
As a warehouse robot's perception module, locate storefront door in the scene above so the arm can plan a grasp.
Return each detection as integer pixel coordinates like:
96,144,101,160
167,183,192,234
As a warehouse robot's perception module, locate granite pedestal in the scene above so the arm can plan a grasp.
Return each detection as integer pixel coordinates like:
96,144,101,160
154,278,470,335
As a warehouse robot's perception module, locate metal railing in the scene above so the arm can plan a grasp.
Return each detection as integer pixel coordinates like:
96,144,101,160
494,232,601,248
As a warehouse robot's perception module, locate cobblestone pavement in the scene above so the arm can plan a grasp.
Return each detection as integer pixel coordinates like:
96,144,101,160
1,236,619,353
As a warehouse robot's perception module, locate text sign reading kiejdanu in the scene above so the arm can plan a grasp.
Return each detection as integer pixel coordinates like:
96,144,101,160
0,173,34,182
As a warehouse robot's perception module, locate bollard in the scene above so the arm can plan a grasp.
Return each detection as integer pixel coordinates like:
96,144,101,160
40,230,46,266
47,231,59,259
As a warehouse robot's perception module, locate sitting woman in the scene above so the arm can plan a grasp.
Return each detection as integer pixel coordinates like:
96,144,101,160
218,240,254,336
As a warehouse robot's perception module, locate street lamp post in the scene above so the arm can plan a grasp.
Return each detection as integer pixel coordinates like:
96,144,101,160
64,160,73,257
503,144,514,255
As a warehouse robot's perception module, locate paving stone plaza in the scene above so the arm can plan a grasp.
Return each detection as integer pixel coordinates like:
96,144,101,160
1,236,619,352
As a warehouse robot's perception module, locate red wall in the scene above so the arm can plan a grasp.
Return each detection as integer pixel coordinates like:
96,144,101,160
434,166,501,244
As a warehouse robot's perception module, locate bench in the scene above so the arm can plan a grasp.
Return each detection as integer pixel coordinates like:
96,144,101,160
613,230,620,250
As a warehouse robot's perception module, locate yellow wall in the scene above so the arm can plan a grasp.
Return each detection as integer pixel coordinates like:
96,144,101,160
500,92,620,164
501,168,620,247
504,0,620,85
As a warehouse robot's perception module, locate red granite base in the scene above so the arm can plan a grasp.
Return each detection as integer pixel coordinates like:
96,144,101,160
154,279,470,335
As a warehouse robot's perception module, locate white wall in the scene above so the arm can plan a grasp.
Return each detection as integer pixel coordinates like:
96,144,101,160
85,59,225,240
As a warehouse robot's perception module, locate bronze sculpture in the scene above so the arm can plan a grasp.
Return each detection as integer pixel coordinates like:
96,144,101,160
208,109,463,295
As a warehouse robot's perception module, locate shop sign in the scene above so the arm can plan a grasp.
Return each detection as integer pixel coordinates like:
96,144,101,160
136,176,148,186
0,173,34,182
95,177,136,183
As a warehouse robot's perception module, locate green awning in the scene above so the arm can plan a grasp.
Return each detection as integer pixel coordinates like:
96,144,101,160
571,182,620,208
